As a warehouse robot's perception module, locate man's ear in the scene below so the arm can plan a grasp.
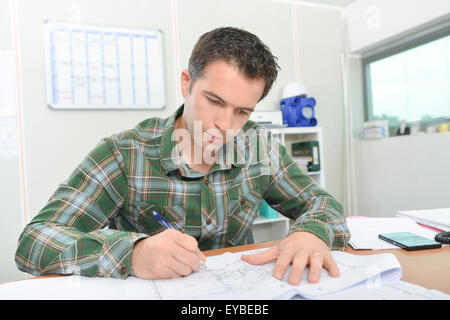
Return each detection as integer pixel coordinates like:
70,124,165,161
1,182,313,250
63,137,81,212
180,69,191,99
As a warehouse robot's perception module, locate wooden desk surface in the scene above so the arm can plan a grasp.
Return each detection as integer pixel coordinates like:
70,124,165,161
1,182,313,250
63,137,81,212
8,241,450,295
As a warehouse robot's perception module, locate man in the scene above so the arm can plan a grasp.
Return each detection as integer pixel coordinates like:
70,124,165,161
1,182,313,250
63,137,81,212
15,27,350,286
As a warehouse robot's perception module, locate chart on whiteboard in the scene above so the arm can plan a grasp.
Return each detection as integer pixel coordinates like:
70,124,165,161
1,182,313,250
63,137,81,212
44,22,166,110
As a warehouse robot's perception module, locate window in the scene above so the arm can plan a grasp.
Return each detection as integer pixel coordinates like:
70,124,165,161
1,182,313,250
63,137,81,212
364,31,450,129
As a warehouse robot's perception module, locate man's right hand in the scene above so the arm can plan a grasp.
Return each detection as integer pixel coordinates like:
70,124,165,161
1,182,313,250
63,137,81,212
131,229,206,280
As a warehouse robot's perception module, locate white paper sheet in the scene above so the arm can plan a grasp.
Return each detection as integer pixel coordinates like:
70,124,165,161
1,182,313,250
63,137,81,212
397,208,450,231
346,217,440,249
0,276,158,300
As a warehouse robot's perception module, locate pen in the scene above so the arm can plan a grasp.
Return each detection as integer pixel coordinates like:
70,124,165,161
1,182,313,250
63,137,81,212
151,210,207,269
151,210,174,229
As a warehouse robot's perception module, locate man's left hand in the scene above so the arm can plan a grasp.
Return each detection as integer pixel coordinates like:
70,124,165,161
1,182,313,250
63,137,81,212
241,231,340,285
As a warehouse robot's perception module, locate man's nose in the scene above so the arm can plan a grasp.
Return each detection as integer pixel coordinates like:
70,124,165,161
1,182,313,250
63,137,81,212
214,107,234,131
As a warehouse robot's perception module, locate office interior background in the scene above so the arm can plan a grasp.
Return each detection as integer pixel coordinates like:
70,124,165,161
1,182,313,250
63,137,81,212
0,0,449,282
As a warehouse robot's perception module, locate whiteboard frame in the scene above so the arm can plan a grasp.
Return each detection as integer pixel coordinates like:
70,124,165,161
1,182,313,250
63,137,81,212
44,21,166,110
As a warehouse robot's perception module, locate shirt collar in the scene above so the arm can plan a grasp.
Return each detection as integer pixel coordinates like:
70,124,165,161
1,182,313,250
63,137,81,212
160,105,185,175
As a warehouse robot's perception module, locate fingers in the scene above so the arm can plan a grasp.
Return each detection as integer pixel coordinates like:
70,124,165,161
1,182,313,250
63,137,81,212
323,254,340,277
171,229,200,252
241,244,337,285
153,258,197,279
273,250,295,281
153,243,203,279
307,251,324,283
156,264,181,279
133,229,206,280
288,252,308,285
167,256,197,277
171,245,202,272
241,246,278,265
241,232,342,286
167,229,205,262
242,246,294,282
305,251,339,284
259,248,339,285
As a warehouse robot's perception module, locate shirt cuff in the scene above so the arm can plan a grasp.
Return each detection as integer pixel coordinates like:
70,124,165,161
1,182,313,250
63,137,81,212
288,220,334,249
98,231,148,279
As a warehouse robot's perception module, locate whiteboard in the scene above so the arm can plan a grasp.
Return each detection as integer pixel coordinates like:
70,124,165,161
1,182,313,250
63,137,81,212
44,22,166,110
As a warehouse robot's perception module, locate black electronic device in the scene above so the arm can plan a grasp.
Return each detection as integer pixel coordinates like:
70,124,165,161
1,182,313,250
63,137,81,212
378,232,442,251
435,231,450,244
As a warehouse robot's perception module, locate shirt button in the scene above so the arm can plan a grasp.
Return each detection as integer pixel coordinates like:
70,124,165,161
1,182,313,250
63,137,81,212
120,266,127,275
206,218,211,225
204,177,209,186
240,198,246,205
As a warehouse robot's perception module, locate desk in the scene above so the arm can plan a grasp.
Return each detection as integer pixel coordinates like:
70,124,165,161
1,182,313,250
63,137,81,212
7,241,450,295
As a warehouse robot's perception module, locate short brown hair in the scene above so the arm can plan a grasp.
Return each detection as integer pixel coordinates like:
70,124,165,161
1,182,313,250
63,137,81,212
188,27,280,101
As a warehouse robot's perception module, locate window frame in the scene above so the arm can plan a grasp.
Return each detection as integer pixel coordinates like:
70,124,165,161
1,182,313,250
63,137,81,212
362,23,450,131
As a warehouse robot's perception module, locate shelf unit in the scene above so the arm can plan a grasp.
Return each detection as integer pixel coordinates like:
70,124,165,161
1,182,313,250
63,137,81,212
252,126,326,243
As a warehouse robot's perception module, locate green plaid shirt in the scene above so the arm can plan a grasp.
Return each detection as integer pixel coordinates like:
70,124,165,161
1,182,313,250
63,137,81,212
15,105,350,279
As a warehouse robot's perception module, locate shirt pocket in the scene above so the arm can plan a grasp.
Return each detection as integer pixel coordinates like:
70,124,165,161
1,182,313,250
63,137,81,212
226,190,262,246
136,202,185,236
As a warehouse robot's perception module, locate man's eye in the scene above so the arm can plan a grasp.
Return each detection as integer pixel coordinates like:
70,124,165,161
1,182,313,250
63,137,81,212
237,109,248,116
207,97,220,104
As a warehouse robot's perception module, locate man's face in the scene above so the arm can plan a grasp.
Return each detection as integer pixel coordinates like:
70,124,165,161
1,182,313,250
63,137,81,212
179,59,265,154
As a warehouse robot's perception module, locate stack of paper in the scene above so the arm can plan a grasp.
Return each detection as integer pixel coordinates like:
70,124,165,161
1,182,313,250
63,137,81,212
397,208,450,232
346,217,441,250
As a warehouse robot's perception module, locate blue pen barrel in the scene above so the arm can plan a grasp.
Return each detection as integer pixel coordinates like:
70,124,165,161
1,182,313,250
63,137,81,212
152,210,174,229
